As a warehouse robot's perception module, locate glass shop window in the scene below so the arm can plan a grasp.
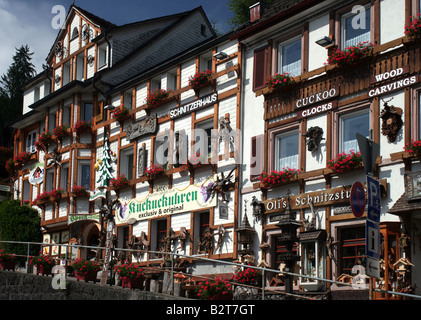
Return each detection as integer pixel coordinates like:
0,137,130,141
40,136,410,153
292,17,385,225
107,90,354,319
339,226,366,275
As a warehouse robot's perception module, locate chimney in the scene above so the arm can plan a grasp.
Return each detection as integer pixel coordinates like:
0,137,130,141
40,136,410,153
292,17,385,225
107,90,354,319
249,2,262,23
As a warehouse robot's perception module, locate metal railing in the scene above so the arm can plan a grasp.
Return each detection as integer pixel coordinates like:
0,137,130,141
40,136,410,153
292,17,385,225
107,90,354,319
1,240,420,300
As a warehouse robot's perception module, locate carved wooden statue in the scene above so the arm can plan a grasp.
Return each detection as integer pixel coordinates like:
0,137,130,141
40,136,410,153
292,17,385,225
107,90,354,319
197,227,213,255
304,126,324,152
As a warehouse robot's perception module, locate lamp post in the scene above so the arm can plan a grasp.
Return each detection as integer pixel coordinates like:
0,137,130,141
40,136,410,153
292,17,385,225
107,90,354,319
236,200,256,259
275,193,301,298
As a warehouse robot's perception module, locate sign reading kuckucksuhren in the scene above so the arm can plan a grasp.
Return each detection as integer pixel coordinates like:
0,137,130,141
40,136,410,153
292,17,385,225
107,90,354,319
115,182,217,225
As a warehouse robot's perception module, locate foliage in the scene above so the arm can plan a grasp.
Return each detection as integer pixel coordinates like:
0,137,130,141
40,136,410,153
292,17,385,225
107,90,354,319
72,185,89,197
110,174,129,189
114,263,144,280
112,106,130,122
53,124,70,140
327,150,363,174
259,168,300,188
265,73,294,90
14,152,32,165
72,120,92,134
49,188,64,200
405,13,421,39
188,70,213,88
30,253,56,268
233,267,261,284
5,158,15,174
404,139,421,156
34,191,50,203
144,164,165,178
0,249,16,262
181,152,206,170
71,258,101,275
146,89,170,108
195,276,233,300
35,131,53,150
0,200,42,259
326,41,374,67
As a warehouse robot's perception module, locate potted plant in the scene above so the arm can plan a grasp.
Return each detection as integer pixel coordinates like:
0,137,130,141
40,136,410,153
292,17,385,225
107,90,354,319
112,106,131,123
115,263,145,290
404,139,421,158
232,267,262,286
34,191,51,205
259,167,300,189
188,69,213,89
326,41,374,68
181,152,206,171
405,13,421,39
265,72,294,90
53,124,70,141
195,276,233,300
71,258,101,283
146,89,170,108
49,188,64,202
30,253,56,275
35,131,54,151
0,249,16,271
14,152,32,166
327,150,363,174
72,120,92,135
110,174,130,189
144,164,165,179
71,185,89,197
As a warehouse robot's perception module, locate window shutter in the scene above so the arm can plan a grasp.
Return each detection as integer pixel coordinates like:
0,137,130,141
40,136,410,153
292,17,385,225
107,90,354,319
250,134,264,181
253,46,267,91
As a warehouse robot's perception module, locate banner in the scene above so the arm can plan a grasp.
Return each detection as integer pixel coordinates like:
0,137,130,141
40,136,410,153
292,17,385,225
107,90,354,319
68,213,100,224
115,181,217,225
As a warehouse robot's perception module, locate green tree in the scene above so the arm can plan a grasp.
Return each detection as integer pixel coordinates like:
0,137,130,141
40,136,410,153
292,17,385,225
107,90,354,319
227,0,274,28
0,45,36,147
0,200,42,264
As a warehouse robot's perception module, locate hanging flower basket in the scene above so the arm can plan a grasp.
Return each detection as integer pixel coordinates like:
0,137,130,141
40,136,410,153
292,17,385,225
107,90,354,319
146,89,170,108
326,41,374,68
405,14,421,39
112,106,131,123
195,276,233,300
110,174,130,189
71,185,89,197
71,258,101,283
72,120,92,135
53,124,70,141
188,70,213,89
144,164,165,179
265,73,294,90
327,150,363,174
259,168,300,189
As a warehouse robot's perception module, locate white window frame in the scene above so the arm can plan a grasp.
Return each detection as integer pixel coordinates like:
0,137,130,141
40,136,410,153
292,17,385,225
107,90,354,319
26,130,37,153
97,44,108,69
341,4,371,49
60,164,69,192
120,147,134,180
274,130,299,171
77,161,91,189
277,36,302,77
339,109,370,154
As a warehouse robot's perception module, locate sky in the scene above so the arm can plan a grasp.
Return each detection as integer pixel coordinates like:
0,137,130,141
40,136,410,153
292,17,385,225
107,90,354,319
0,0,234,78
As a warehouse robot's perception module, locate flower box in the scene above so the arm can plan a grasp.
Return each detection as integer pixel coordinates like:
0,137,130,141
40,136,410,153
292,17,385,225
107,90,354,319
30,254,56,276
195,276,233,300
110,175,130,190
53,124,70,141
72,258,101,283
112,106,131,123
34,191,51,204
326,41,374,68
49,188,64,203
146,89,170,108
188,70,213,89
75,270,98,283
5,158,15,174
72,120,92,135
144,164,165,180
327,150,363,174
405,13,421,39
115,263,145,289
35,131,54,151
121,276,145,290
265,73,294,90
259,168,300,189
14,152,32,166
71,185,89,197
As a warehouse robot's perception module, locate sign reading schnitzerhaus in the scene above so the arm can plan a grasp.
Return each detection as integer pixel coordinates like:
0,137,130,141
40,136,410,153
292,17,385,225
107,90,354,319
169,93,217,119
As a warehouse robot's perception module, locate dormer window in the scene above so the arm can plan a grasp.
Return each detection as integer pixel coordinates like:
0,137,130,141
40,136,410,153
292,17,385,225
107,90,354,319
71,27,79,40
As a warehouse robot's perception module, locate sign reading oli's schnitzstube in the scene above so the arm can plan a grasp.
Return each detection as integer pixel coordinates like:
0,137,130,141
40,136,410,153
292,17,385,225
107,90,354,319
115,182,217,225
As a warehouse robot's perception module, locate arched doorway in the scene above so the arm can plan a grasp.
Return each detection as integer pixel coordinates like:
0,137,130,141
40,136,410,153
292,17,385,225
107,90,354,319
81,222,100,260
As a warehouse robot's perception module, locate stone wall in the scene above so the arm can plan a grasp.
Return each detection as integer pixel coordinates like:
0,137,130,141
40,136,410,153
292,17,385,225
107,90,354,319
0,270,189,300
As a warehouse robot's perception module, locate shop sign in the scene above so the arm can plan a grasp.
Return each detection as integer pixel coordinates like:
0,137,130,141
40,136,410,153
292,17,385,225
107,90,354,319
295,88,338,109
297,100,338,119
115,181,217,225
68,213,100,224
368,75,418,97
370,66,409,85
263,179,386,214
169,93,217,119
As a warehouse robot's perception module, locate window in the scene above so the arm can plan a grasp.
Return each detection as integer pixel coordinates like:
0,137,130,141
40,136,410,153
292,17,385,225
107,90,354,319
195,211,210,254
98,45,107,69
49,111,57,131
63,105,71,126
339,110,369,153
78,162,91,189
71,27,79,40
151,219,167,258
278,37,302,77
76,52,85,81
81,103,93,122
194,120,214,158
63,61,71,86
154,133,169,169
26,130,37,153
341,5,371,48
45,168,54,193
274,130,299,171
339,227,366,275
253,46,268,91
34,86,40,102
120,148,134,180
60,164,69,192
124,90,133,111
22,180,30,203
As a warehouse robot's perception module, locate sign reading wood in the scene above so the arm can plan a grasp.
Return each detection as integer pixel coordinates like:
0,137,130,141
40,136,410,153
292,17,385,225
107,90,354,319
263,179,386,214
368,75,418,97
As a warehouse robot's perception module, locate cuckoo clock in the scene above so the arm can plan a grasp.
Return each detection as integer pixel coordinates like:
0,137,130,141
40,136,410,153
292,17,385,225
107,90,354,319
380,101,403,143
